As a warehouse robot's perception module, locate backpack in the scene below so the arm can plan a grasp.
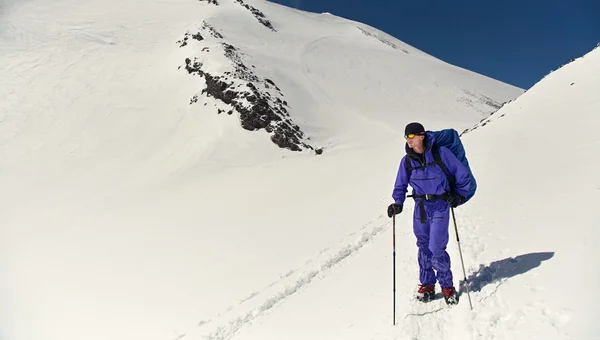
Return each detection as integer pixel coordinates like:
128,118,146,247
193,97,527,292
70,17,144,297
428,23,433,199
406,128,477,204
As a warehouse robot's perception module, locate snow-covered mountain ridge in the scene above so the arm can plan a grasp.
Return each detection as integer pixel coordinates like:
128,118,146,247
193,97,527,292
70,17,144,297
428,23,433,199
174,0,523,153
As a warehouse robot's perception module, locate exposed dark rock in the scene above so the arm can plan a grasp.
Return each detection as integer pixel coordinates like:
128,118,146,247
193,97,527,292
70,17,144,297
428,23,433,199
179,27,319,153
177,32,204,48
220,43,260,82
234,0,276,31
184,58,204,76
192,33,204,41
202,22,224,39
201,75,235,104
270,124,302,151
199,0,218,5
194,67,312,151
178,39,188,47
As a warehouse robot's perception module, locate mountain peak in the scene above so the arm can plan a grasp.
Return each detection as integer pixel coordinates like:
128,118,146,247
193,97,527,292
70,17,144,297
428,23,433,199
179,0,522,154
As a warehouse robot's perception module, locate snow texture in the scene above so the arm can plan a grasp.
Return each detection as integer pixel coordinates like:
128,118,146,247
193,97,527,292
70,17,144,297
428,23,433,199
2,1,596,340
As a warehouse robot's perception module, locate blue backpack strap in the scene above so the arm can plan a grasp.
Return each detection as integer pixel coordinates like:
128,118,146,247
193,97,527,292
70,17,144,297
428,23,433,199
404,145,455,193
432,144,456,190
405,155,413,173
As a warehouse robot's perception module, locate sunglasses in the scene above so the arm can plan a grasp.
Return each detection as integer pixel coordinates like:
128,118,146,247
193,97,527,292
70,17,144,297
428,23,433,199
404,132,424,139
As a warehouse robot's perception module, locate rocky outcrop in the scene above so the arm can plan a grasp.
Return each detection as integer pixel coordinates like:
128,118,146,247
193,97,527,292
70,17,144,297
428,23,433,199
176,32,204,48
177,22,321,154
203,22,223,39
234,0,275,31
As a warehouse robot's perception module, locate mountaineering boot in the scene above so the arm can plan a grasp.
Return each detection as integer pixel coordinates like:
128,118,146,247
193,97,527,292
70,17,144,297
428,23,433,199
416,284,435,302
442,286,459,305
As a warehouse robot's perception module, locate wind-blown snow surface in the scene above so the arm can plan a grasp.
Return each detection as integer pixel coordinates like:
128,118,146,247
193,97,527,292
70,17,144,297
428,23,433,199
0,0,531,340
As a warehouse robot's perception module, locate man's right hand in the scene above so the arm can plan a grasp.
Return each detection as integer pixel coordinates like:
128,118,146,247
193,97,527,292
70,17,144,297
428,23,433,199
387,203,403,218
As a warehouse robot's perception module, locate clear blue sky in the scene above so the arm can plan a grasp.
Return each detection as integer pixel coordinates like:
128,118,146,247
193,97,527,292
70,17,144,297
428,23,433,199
270,0,599,89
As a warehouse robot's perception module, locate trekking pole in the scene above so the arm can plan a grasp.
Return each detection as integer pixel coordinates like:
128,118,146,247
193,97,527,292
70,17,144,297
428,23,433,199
451,207,473,310
392,213,396,325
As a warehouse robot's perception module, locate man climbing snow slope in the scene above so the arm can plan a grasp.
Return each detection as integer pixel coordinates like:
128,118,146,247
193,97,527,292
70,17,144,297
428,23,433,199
387,122,471,305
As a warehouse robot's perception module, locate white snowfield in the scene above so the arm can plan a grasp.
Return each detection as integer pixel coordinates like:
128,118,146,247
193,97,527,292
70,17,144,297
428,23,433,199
0,0,597,339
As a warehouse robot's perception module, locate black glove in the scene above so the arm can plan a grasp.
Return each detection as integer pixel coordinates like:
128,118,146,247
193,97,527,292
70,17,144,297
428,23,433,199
447,193,464,208
387,203,403,218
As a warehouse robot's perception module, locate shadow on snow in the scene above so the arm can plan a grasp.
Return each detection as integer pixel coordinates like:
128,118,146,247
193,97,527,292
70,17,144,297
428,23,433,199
459,252,555,294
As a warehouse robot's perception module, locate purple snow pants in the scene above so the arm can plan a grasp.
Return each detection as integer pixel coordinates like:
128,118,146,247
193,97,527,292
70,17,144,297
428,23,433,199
413,199,453,288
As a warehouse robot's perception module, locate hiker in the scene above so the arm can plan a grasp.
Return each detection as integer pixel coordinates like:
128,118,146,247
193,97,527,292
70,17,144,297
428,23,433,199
387,122,471,305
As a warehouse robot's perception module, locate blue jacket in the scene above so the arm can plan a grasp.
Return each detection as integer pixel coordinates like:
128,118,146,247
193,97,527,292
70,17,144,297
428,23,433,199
393,132,471,206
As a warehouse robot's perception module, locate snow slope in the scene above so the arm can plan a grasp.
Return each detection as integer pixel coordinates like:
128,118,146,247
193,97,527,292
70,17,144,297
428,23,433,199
183,46,600,340
0,0,531,340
